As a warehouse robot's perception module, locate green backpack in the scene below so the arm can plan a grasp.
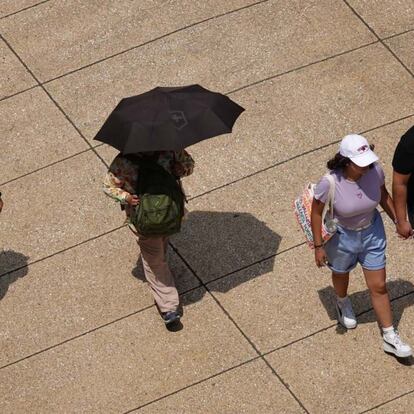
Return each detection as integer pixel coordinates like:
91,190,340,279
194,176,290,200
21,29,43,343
126,154,185,236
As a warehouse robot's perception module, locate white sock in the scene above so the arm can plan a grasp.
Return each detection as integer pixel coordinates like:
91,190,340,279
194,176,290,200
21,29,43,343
336,295,348,304
382,326,395,336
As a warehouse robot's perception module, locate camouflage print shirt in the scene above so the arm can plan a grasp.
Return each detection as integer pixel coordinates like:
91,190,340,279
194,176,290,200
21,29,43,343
103,150,194,221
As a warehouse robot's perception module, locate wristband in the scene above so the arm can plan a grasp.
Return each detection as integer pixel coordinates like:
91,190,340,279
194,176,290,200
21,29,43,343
314,244,323,249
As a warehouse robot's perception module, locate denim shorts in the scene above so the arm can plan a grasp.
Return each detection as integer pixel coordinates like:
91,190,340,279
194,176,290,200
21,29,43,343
324,210,386,274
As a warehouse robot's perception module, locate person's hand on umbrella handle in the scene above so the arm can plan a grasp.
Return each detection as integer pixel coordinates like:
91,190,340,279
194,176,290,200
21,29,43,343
314,246,328,267
125,194,140,206
172,163,185,177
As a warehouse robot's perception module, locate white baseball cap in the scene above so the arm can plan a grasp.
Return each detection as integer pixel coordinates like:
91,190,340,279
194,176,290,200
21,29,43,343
339,134,378,167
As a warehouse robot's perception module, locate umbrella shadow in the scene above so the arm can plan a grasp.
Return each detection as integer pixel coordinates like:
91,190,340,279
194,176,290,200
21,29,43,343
132,210,281,307
0,250,30,300
318,279,414,331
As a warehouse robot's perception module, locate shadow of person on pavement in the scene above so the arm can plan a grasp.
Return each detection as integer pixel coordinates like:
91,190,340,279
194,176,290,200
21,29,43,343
318,279,414,329
131,210,282,308
0,250,30,300
318,279,414,364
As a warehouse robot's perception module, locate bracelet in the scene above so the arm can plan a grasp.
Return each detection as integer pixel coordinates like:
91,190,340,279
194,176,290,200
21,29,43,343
314,244,323,249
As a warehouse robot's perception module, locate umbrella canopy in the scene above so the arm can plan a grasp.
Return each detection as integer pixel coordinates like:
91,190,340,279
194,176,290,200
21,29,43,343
94,84,245,153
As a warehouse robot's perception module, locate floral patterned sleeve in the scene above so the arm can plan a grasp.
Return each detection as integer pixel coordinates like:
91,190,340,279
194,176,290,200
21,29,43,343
175,150,195,177
103,155,136,204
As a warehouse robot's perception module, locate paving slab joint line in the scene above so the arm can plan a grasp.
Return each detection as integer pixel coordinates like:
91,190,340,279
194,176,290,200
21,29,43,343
0,224,411,404
0,232,275,369
264,323,338,356
125,287,414,413
206,288,310,413
1,1,411,91
37,0,271,85
359,389,414,413
1,105,411,199
262,289,414,358
342,0,414,78
0,157,403,283
381,27,414,42
121,355,262,413
0,236,308,399
169,243,310,414
226,40,378,95
0,0,51,20
0,6,411,408
0,303,154,371
0,228,301,367
0,224,125,279
0,39,404,188
2,230,412,379
0,15,412,107
0,33,108,169
0,36,391,107
1,29,406,104
0,144,104,187
0,38,378,109
0,85,38,103
189,112,414,202
2,108,412,199
0,95,411,198
201,241,306,288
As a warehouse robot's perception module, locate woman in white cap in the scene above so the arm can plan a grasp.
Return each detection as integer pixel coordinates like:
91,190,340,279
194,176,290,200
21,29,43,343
311,134,412,358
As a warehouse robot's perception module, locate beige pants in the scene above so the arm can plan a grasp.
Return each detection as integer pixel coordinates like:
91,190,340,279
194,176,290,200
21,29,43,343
137,235,179,313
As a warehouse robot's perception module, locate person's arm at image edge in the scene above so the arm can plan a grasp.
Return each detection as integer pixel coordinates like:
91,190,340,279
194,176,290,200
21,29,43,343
379,184,396,223
392,171,413,238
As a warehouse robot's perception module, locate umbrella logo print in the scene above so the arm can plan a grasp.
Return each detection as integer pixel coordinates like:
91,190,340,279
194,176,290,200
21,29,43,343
169,110,188,130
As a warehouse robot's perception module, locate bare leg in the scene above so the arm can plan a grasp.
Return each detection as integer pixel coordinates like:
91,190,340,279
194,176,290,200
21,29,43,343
332,272,350,298
363,268,393,328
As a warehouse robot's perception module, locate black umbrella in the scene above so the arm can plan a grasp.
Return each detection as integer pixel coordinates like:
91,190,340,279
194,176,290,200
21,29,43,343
93,84,245,153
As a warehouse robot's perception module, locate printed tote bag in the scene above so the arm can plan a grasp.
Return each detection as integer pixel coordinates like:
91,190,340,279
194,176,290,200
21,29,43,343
293,174,337,248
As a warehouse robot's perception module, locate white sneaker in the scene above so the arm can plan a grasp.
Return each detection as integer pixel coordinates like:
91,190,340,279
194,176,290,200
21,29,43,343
335,297,357,329
383,330,412,358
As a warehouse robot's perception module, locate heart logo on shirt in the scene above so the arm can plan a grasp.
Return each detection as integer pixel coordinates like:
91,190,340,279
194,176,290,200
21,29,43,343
356,192,362,199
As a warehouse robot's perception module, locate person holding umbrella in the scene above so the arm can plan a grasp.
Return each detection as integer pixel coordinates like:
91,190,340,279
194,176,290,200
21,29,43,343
103,149,194,326
97,85,244,327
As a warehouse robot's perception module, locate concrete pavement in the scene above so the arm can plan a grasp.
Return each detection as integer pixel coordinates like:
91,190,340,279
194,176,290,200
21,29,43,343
1,1,414,412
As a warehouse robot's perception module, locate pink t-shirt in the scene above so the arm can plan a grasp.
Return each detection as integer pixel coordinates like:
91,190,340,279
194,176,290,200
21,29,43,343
314,163,385,229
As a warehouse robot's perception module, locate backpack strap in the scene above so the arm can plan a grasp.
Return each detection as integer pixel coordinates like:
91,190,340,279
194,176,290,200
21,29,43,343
172,152,188,204
124,153,186,202
322,174,335,222
124,154,142,195
124,153,161,195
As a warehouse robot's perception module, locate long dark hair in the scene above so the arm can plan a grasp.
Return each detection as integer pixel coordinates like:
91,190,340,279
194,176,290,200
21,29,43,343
327,144,375,171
